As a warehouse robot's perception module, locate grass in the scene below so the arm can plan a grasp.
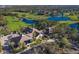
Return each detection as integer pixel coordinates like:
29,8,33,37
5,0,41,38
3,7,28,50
3,12,79,32
68,15,79,21
4,12,48,31
64,13,79,21
3,11,48,32
59,21,76,24
5,16,31,31
14,12,48,20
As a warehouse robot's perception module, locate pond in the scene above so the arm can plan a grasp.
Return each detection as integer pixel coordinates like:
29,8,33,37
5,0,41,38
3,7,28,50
48,16,71,21
69,23,79,30
20,18,38,24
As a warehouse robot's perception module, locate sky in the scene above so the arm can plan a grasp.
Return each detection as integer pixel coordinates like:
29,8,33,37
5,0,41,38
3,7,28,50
0,0,79,5
0,5,79,9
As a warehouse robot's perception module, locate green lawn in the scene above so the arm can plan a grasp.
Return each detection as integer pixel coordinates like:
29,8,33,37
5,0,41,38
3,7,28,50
4,12,79,32
68,15,79,21
4,12,48,31
5,16,31,31
64,13,79,21
14,12,48,20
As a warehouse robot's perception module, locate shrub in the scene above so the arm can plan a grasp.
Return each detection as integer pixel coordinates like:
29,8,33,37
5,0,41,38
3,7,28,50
60,37,72,48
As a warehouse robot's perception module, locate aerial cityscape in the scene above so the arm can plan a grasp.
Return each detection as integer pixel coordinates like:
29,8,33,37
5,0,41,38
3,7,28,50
0,5,79,54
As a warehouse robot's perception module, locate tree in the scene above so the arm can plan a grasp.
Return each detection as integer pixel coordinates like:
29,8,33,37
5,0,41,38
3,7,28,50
22,14,26,18
0,40,3,53
0,15,7,26
18,41,26,49
60,37,72,48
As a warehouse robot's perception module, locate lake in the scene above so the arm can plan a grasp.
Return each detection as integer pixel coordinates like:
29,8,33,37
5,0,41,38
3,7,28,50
69,23,79,30
20,18,38,24
48,16,71,21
